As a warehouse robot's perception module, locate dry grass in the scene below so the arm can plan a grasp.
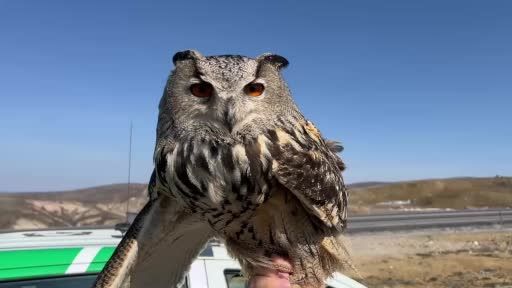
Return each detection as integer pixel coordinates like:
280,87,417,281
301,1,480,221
347,229,512,288
349,176,512,214
0,197,30,229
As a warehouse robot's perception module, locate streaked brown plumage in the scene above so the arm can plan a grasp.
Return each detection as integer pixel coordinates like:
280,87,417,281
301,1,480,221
93,50,350,288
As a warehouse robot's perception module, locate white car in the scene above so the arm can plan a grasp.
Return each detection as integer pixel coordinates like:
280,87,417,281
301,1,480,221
0,228,366,288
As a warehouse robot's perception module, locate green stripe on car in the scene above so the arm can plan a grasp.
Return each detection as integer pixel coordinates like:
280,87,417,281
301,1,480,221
0,246,115,281
86,247,116,273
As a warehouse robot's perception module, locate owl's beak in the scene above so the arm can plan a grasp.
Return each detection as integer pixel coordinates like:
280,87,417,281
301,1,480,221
224,115,234,132
215,91,247,133
222,100,235,133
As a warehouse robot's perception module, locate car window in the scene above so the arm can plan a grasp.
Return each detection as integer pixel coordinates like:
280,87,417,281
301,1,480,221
224,269,247,288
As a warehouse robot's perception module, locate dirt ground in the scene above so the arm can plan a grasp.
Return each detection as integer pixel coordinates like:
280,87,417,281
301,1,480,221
345,227,512,288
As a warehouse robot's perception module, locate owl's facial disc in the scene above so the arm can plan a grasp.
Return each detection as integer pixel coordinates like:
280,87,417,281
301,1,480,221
168,50,293,136
184,57,265,132
188,77,266,133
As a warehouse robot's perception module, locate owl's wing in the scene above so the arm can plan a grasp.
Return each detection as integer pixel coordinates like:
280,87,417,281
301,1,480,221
93,170,214,288
265,121,348,231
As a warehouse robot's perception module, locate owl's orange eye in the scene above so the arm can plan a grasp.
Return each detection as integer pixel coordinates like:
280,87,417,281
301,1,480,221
244,83,265,97
190,82,213,98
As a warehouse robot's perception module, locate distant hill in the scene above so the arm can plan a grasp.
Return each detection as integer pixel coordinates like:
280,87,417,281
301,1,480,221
349,176,512,214
2,183,148,203
0,184,148,231
347,182,390,189
1,176,511,230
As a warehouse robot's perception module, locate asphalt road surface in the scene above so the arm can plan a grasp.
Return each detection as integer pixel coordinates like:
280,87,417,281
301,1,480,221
347,209,512,233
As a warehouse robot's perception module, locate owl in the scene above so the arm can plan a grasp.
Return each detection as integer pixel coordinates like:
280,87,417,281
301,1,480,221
93,50,350,288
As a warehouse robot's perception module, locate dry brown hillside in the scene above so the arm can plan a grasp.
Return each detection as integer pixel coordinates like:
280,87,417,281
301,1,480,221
0,184,148,230
1,177,511,230
349,176,512,214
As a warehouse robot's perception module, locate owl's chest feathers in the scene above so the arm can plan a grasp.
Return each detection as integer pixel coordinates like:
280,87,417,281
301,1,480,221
163,136,275,225
157,121,322,233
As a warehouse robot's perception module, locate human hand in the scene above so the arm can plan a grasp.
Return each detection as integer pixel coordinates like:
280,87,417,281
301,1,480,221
248,256,293,288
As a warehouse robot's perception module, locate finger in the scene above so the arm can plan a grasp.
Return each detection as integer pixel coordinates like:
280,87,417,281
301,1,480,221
249,256,293,288
271,256,293,275
249,275,291,288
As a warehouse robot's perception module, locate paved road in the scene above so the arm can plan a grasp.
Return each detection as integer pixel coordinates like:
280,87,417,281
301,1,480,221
2,209,511,234
347,209,512,233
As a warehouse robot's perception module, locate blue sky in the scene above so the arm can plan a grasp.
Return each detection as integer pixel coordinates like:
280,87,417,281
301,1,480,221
0,0,511,191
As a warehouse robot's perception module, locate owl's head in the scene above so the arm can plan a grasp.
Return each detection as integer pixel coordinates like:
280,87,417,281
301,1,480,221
158,50,302,142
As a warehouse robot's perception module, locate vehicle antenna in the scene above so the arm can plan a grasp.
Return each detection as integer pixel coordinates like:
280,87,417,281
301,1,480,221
126,122,133,223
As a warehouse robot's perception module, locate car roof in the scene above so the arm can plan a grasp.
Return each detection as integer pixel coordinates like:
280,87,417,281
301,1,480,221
0,228,230,281
0,229,122,251
0,229,121,281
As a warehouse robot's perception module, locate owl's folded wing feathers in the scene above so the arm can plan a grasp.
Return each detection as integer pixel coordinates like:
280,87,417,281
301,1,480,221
265,121,348,232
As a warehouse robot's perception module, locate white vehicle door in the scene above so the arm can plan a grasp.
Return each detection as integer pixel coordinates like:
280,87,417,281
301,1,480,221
186,260,209,288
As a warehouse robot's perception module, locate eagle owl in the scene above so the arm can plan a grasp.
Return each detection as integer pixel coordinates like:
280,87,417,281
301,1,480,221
93,50,349,288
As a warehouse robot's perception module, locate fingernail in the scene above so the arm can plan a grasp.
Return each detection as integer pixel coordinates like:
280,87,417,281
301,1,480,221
277,271,290,280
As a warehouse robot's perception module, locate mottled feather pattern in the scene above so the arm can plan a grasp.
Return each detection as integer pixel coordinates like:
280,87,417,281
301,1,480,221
198,55,256,90
152,120,348,288
266,122,347,231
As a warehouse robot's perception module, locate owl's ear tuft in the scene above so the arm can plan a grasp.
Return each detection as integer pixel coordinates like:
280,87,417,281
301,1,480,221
326,140,344,153
172,50,203,65
257,53,289,70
